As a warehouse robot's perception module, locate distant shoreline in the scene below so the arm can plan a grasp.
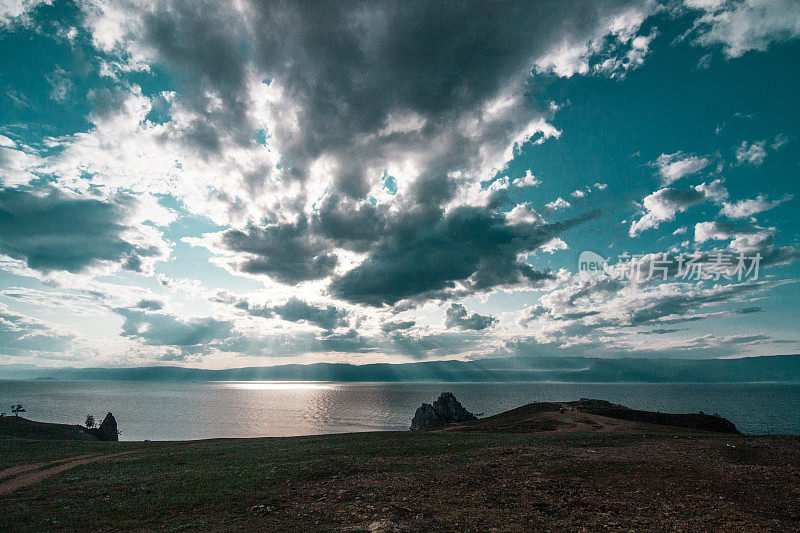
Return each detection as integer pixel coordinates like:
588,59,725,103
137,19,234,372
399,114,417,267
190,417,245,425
4,378,800,385
2,353,800,383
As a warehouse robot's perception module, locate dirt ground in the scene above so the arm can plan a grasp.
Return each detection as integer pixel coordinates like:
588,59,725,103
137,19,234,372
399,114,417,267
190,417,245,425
1,405,799,531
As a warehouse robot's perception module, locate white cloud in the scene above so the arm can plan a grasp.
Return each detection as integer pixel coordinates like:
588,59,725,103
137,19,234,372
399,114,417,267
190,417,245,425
735,140,767,165
630,188,697,236
38,86,286,227
512,170,541,188
771,133,789,150
684,0,726,10
0,302,73,355
540,238,568,254
694,220,734,243
535,42,591,77
46,67,73,103
505,203,544,226
0,0,48,28
0,139,42,186
377,112,427,137
694,178,729,203
571,189,587,199
694,220,774,252
545,197,571,211
720,194,791,219
686,0,800,58
654,151,710,185
535,2,661,79
520,266,791,353
630,179,729,237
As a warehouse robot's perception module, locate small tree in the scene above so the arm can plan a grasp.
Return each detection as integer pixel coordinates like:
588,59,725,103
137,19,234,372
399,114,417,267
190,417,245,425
11,404,25,417
85,414,96,428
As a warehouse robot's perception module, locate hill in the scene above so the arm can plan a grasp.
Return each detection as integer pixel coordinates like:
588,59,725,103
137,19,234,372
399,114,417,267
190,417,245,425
448,398,740,434
2,354,800,382
0,416,94,441
0,413,118,441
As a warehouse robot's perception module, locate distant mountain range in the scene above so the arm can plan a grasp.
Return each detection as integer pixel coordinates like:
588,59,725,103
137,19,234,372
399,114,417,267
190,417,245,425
2,354,799,383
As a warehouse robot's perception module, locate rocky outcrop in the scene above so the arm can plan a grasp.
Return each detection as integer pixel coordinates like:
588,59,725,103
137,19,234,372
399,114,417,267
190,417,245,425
87,412,119,441
410,392,477,430
97,412,119,441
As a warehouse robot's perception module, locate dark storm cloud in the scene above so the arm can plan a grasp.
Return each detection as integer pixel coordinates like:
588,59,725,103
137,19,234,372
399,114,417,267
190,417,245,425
138,1,255,151
724,334,770,344
329,207,597,306
0,187,161,274
113,0,649,305
224,295,348,331
314,194,388,251
216,173,598,304
221,219,338,283
135,299,164,310
244,0,601,184
268,298,348,330
444,303,496,331
737,306,762,314
217,194,387,282
380,320,415,333
134,1,644,178
641,328,681,335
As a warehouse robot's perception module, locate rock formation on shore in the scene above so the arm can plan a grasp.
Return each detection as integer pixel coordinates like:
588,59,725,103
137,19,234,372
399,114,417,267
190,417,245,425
410,392,477,430
89,412,119,441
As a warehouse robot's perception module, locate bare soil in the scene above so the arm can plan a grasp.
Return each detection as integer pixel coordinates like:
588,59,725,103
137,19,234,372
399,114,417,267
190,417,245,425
1,403,798,531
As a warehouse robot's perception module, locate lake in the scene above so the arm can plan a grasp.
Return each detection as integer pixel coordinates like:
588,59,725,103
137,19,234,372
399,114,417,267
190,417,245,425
1,381,799,440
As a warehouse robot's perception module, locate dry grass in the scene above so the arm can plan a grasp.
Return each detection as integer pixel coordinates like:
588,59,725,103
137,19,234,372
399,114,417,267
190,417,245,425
1,428,799,531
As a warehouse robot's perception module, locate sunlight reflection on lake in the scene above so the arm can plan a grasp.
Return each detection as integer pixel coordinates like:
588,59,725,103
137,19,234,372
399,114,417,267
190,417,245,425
222,381,334,390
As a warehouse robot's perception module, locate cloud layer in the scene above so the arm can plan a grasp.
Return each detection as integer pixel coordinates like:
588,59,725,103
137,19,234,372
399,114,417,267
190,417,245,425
0,1,798,365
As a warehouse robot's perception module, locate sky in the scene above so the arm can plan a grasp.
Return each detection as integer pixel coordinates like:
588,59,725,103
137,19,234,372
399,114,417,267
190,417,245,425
0,0,799,369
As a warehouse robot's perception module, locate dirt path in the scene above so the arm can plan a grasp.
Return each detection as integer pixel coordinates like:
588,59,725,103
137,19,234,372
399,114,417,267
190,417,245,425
0,454,97,482
0,451,136,496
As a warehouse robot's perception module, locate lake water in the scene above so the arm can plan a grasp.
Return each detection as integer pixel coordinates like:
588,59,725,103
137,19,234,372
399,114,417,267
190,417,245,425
1,381,799,440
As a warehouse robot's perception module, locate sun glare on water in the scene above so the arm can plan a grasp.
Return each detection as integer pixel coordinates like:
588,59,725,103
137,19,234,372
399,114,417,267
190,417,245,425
221,381,333,391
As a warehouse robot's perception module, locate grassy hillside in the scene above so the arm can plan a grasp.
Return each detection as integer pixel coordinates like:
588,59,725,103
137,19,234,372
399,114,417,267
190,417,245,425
2,427,799,530
0,416,93,441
